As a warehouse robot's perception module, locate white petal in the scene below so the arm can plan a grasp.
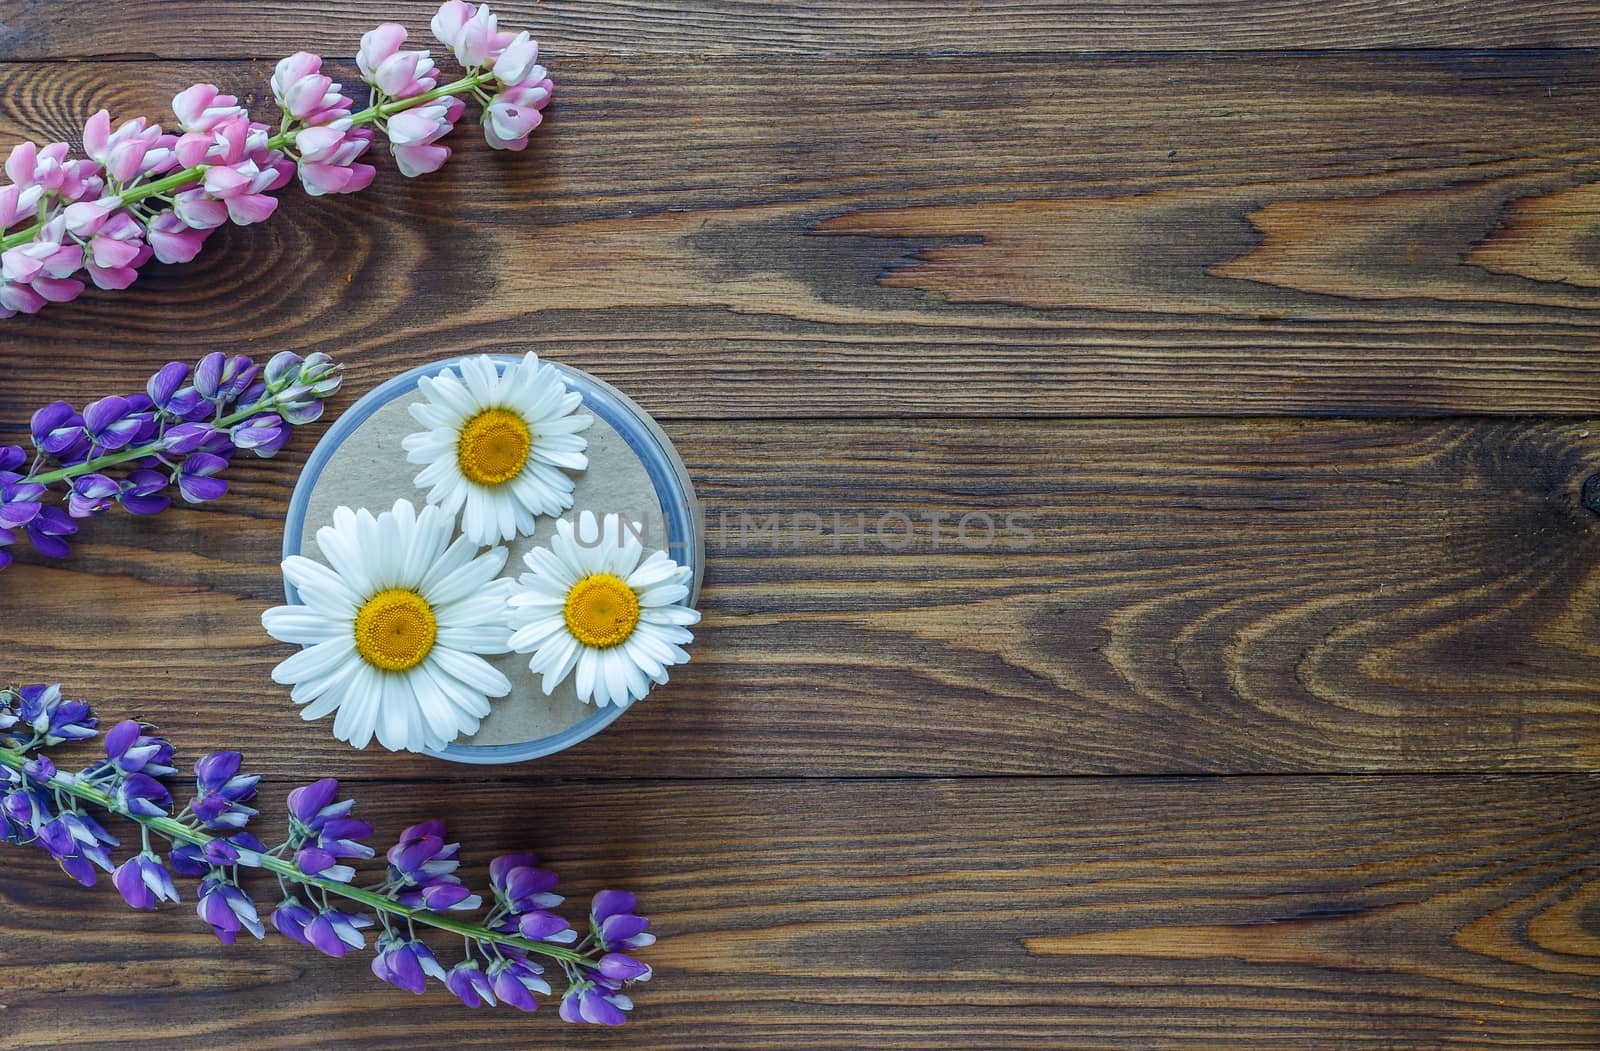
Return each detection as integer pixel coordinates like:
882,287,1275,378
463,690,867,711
272,638,358,685
262,606,345,645
430,646,512,697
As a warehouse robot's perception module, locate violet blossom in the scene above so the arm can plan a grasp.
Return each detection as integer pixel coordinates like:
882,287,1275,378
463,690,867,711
1,2,554,318
0,685,653,1018
0,350,341,571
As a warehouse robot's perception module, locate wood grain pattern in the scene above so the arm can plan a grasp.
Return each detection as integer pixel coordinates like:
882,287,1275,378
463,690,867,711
5,0,1600,58
1,777,1597,1049
3,407,1597,777
3,53,1600,416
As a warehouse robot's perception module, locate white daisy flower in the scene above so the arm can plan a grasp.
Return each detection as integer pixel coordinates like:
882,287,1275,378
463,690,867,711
401,352,593,546
262,499,515,753
506,510,700,708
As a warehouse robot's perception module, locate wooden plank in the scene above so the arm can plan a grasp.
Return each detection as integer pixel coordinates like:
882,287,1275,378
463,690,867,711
3,412,1598,777
5,0,1600,58
4,53,1600,417
1,776,1596,1048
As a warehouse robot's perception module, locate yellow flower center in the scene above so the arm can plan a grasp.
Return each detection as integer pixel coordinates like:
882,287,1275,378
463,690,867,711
457,408,532,486
353,589,437,672
564,574,641,649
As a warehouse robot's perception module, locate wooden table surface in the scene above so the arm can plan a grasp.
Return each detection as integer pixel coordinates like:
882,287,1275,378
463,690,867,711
3,3,1600,1048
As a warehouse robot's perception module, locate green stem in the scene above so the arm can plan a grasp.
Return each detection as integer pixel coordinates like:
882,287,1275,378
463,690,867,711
24,398,268,487
0,743,587,965
0,71,498,252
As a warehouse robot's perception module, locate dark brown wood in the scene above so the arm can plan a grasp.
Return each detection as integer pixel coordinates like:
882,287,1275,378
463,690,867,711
2,412,1598,777
3,8,1598,1047
4,53,1600,416
4,0,1600,58
1,776,1597,1049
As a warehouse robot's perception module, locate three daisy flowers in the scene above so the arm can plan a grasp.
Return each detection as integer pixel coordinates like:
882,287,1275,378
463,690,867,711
261,352,701,754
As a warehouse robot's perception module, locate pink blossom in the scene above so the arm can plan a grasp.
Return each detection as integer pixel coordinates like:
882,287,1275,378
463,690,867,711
271,53,354,126
200,161,283,225
82,111,177,185
491,31,541,87
0,217,85,313
432,2,513,68
146,210,211,264
482,80,552,151
5,141,102,204
172,84,248,133
358,23,439,99
82,211,152,290
387,98,463,177
293,123,376,196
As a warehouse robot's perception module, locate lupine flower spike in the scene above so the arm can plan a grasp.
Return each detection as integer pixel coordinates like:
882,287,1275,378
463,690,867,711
0,2,553,317
0,351,341,572
0,684,654,1020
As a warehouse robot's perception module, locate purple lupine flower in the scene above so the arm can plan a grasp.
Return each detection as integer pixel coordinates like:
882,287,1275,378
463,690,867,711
110,772,172,818
0,473,45,530
49,809,118,882
160,421,218,455
490,853,563,912
103,720,177,776
303,907,371,957
286,778,354,831
113,851,180,909
37,816,104,885
168,842,209,877
230,414,289,456
191,751,259,830
387,820,481,912
447,961,498,1008
514,910,575,944
0,446,26,472
0,528,12,572
67,473,121,517
176,451,230,503
17,684,97,744
488,955,551,1012
295,845,357,884
559,981,633,1026
3,784,52,837
597,952,652,983
30,402,89,459
371,934,448,994
590,889,654,951
271,897,317,945
82,395,145,451
193,352,259,406
23,754,56,782
53,809,118,879
147,361,191,414
25,505,77,558
119,470,170,515
196,877,264,944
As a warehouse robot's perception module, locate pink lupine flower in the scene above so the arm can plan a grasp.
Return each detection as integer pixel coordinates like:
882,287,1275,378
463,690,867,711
357,24,439,99
293,123,376,196
175,115,250,169
482,81,551,151
491,32,541,87
271,53,353,126
201,161,282,224
81,112,177,185
172,84,248,133
432,2,513,68
81,211,152,290
146,210,211,264
387,98,463,177
1,217,85,312
6,142,102,204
